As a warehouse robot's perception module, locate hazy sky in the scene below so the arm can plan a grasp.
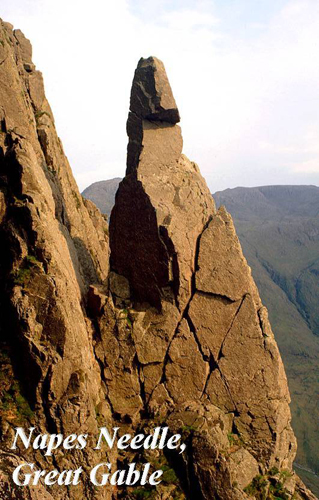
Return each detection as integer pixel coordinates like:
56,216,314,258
1,0,319,192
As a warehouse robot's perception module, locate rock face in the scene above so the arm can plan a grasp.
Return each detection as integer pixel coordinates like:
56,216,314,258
108,58,315,499
84,179,319,495
214,185,319,495
0,19,111,500
110,57,215,310
0,23,316,500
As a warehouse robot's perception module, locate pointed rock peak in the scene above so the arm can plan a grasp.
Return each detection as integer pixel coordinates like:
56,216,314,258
130,56,180,123
110,57,214,310
13,29,33,64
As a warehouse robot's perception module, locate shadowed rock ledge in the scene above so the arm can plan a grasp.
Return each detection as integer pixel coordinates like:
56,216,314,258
0,22,316,500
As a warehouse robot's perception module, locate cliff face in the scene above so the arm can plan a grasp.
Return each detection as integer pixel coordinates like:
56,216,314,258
0,20,110,500
0,22,316,500
82,181,319,495
213,186,319,494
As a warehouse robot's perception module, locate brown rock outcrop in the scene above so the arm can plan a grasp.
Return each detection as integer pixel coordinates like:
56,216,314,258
0,21,316,500
108,57,315,499
0,19,111,499
110,57,215,310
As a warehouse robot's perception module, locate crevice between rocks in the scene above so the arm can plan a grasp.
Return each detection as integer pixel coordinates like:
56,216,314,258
217,293,247,361
159,215,213,394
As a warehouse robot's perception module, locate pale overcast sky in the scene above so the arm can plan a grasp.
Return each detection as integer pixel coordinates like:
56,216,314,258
1,0,319,192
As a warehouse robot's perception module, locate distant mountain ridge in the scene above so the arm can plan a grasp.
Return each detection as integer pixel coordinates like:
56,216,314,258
214,185,319,219
82,181,319,495
82,177,122,217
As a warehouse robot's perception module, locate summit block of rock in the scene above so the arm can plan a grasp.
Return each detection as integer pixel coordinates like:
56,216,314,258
110,57,215,310
130,56,180,123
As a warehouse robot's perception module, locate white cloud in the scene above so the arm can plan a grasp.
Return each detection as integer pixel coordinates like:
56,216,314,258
161,9,219,30
294,159,319,173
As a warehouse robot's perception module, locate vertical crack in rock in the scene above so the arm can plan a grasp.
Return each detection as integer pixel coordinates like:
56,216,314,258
135,353,147,407
200,353,219,399
217,293,247,360
156,218,214,400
